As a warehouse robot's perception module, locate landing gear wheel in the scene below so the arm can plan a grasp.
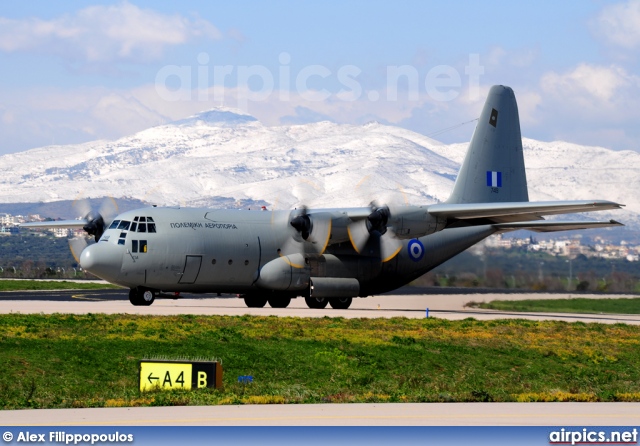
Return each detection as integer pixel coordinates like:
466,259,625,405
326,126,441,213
305,296,329,309
329,297,352,309
129,287,155,306
141,289,155,305
128,288,139,306
244,296,268,308
268,296,292,308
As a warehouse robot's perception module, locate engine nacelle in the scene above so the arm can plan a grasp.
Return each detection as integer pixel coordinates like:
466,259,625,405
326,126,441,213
310,277,360,298
390,206,446,238
255,253,310,291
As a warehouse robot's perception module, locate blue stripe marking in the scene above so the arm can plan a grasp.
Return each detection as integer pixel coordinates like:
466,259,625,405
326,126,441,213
487,171,503,188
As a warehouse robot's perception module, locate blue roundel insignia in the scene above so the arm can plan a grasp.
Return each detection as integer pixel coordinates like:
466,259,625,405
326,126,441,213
407,239,425,262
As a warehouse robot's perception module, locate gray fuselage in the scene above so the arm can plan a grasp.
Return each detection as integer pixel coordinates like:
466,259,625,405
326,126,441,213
81,206,496,297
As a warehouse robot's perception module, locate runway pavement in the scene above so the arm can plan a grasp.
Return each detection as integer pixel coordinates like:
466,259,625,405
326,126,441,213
0,288,639,324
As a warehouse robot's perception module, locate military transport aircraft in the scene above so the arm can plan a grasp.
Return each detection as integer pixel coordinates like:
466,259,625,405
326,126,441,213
21,85,623,309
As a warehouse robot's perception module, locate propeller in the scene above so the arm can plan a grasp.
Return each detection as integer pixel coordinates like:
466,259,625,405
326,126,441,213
347,203,402,262
68,197,119,262
289,206,332,252
278,206,333,257
268,179,332,258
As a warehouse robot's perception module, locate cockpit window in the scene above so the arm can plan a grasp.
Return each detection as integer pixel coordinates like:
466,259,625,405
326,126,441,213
129,216,156,233
109,220,121,229
117,220,130,230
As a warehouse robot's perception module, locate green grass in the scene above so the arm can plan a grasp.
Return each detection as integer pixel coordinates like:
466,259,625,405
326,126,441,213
471,297,640,314
0,280,121,291
1,313,640,409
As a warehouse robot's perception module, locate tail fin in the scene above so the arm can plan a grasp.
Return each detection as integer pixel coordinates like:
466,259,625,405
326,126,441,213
446,85,528,204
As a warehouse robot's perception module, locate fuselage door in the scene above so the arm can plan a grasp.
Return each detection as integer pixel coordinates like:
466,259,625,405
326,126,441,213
179,255,202,284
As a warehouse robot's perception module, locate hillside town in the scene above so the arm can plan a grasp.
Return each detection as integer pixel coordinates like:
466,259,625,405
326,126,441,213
2,211,639,262
482,233,640,262
0,212,84,238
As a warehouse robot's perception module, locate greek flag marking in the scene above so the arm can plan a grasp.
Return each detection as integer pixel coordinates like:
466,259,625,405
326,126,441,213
486,171,502,188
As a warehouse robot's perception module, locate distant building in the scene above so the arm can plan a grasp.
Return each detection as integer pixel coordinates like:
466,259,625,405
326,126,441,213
482,232,638,261
49,227,71,238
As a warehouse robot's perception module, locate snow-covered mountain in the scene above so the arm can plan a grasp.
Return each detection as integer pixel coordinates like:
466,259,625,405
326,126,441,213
0,107,638,228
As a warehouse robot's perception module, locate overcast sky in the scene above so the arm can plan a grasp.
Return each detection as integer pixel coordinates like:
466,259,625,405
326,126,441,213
1,1,640,156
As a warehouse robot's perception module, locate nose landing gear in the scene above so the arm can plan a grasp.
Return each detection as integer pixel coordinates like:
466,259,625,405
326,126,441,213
129,287,156,306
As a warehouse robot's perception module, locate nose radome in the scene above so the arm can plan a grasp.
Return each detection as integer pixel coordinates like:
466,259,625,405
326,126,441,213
80,243,122,282
79,244,95,271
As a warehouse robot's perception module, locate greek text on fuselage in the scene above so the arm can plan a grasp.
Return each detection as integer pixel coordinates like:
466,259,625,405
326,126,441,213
170,222,238,229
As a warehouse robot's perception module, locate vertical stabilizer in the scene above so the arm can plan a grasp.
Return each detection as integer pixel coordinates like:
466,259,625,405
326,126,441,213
446,85,528,204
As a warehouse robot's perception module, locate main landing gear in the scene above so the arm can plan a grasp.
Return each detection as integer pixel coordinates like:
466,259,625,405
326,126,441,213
129,287,155,306
242,294,353,309
328,297,352,309
244,296,268,307
303,296,353,309
305,296,353,309
243,294,292,308
305,296,329,309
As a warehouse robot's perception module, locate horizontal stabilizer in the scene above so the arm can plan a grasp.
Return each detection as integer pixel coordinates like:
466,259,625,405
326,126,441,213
428,200,623,223
493,220,624,233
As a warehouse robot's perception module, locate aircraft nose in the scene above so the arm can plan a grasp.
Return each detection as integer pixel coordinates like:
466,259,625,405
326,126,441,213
80,242,122,282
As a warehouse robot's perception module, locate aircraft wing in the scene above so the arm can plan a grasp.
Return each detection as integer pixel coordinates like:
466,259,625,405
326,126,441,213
311,207,372,220
492,219,623,233
427,200,623,223
20,220,87,229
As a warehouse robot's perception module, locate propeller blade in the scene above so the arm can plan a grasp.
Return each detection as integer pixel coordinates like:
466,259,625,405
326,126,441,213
72,197,92,220
99,197,119,227
379,232,403,262
278,237,305,259
272,209,304,256
347,219,370,254
68,237,89,263
306,213,332,255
